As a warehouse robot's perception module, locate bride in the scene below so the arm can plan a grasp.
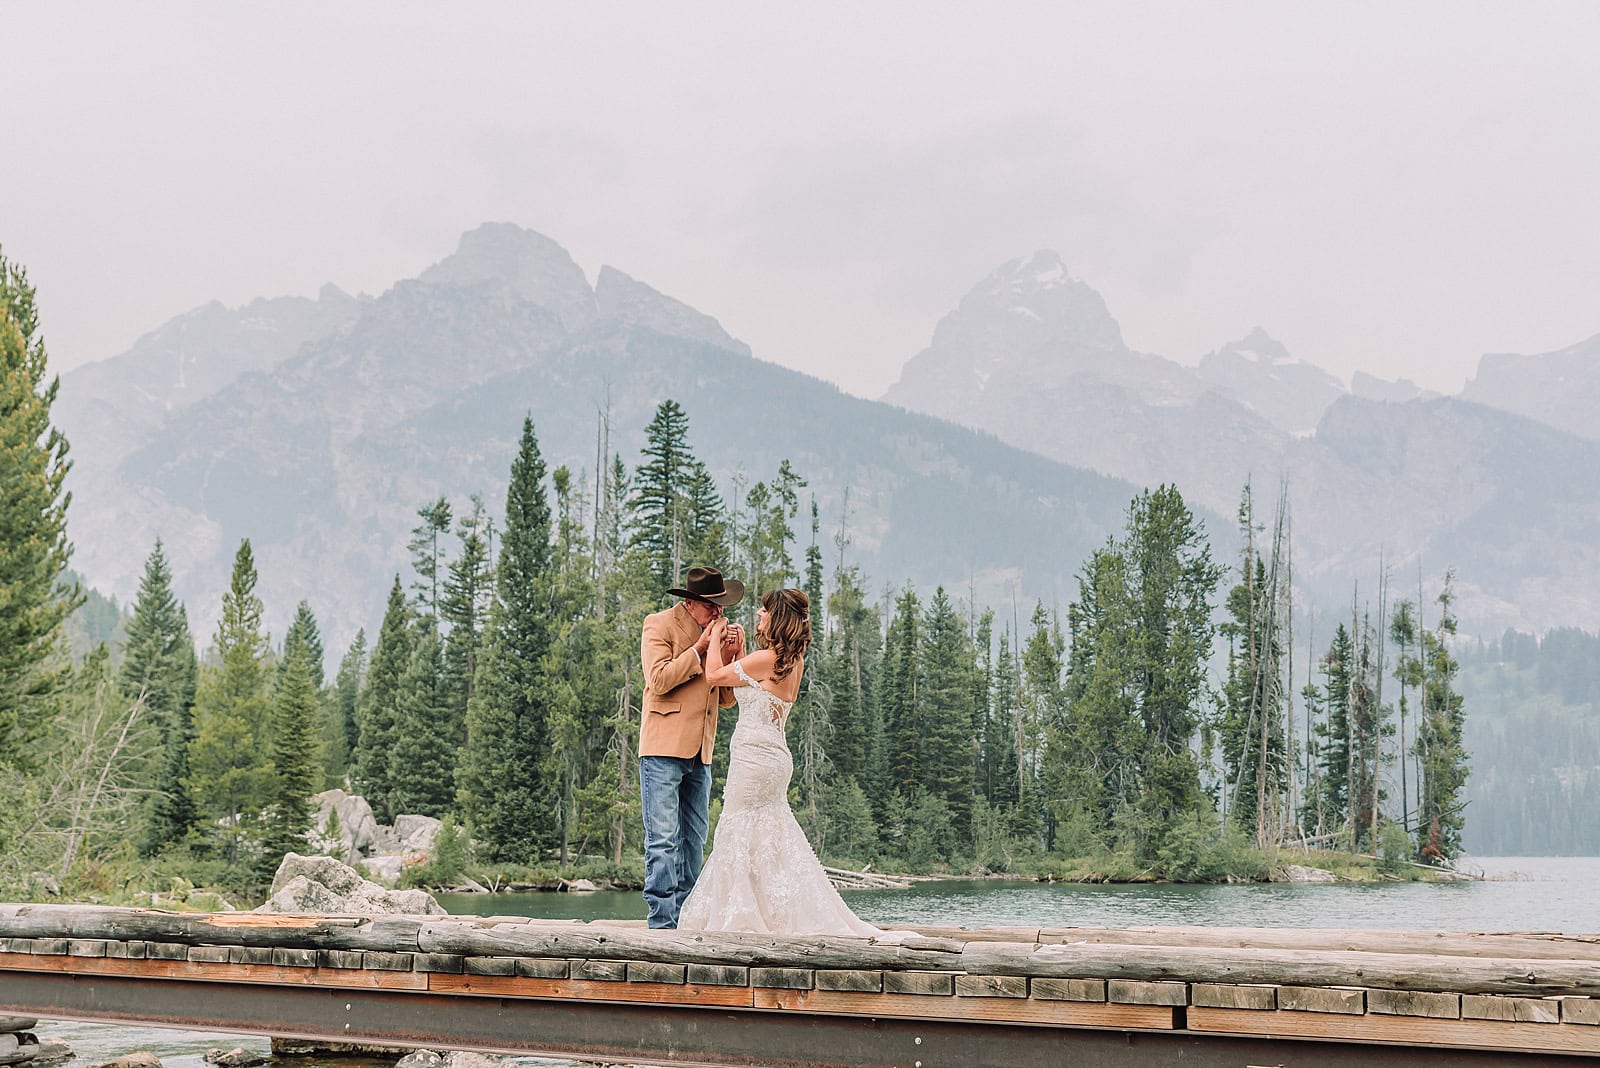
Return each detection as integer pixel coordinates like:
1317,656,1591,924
677,588,884,937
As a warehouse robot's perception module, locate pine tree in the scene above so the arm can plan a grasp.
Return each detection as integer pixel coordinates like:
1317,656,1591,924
918,588,979,843
330,629,367,784
458,415,557,861
822,567,876,786
1416,572,1470,861
879,587,922,800
188,540,275,863
387,625,456,817
1124,486,1222,859
0,248,79,762
355,577,411,818
629,400,704,591
442,496,492,740
1315,623,1355,841
281,601,326,690
261,631,321,874
121,540,200,854
408,497,453,617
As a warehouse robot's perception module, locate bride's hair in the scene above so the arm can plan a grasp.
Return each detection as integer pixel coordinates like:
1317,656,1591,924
757,588,811,680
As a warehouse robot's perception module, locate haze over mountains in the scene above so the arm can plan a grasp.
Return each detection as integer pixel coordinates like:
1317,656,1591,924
885,250,1600,634
55,224,1600,647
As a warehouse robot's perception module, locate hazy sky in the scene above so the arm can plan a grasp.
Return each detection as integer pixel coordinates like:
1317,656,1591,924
5,2,1598,397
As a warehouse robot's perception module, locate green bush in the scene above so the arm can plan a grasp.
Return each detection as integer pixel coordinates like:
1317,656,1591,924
1378,820,1415,876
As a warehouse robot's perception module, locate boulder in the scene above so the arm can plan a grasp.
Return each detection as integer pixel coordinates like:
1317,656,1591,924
393,815,442,854
312,789,381,860
91,1054,163,1068
1272,864,1337,884
442,1054,510,1068
259,853,443,915
271,1039,406,1057
0,1021,37,1036
361,855,406,886
202,1049,266,1068
394,1053,443,1068
28,1043,72,1066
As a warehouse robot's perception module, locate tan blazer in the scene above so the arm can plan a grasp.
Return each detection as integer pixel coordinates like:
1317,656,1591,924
639,602,736,763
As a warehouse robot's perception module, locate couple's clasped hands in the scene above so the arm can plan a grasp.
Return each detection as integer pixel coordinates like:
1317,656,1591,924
699,615,745,668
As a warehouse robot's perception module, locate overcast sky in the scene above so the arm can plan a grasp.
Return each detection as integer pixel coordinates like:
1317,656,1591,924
5,1,1598,397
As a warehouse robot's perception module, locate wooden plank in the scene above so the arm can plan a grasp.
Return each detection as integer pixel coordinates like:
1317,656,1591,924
1191,983,1276,1010
753,987,1176,1029
425,972,754,1007
515,958,570,979
1031,977,1106,1002
0,951,426,990
574,959,629,981
752,967,814,990
1462,994,1560,1023
1109,980,1187,1006
686,964,748,987
227,946,275,965
318,949,365,969
67,940,107,958
1037,925,1600,962
1368,988,1461,1019
187,946,230,963
1189,1006,1600,1055
103,942,146,959
463,956,516,977
1561,997,1600,1025
960,940,1600,996
413,953,465,973
1278,985,1365,1014
883,971,956,996
626,962,686,985
954,975,1027,998
272,948,318,968
361,951,414,971
816,969,882,993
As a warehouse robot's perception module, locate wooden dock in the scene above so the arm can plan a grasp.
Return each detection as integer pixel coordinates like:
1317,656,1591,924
2,905,1598,1065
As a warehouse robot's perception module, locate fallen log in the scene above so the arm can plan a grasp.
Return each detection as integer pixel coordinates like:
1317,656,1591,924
960,940,1600,997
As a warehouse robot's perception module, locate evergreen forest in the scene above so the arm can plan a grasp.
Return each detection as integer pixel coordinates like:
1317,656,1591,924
1,246,1485,900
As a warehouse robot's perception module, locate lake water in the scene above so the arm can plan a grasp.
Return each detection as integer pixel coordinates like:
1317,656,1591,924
29,856,1600,1068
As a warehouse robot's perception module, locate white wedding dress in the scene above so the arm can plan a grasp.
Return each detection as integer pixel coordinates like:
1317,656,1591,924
677,660,883,937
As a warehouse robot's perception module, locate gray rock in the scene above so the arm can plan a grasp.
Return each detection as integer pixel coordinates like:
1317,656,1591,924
393,1052,443,1068
392,814,442,854
312,789,381,860
259,853,443,915
271,1039,407,1057
441,1053,510,1068
1272,864,1337,884
92,1054,163,1068
360,855,406,886
202,1049,266,1068
28,1043,72,1066
0,1021,37,1036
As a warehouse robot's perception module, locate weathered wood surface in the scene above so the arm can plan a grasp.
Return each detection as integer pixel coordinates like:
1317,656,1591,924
1040,924,1600,962
6,904,1600,997
961,941,1600,997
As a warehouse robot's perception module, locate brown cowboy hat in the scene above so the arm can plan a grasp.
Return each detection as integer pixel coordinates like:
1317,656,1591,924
667,565,745,607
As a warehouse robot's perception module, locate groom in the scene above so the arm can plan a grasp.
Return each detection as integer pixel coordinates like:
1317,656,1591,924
639,565,745,928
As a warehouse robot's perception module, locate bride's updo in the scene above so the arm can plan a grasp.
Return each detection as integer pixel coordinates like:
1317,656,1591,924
757,588,811,680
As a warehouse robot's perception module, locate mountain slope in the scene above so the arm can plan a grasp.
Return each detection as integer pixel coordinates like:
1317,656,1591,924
882,254,1600,633
57,226,1152,647
1461,333,1600,442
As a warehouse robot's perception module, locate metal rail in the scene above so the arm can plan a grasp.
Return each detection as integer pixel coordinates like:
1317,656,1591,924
0,968,1576,1068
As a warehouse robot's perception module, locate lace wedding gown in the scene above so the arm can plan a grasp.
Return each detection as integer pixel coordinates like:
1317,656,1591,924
677,660,882,937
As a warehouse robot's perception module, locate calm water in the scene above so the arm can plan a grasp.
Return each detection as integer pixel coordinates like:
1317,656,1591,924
32,857,1600,1067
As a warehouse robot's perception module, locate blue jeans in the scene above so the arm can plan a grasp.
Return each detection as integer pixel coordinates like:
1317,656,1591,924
640,754,712,929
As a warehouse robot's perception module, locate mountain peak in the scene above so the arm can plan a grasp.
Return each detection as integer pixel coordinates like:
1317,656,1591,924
418,223,597,330
1213,326,1293,365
